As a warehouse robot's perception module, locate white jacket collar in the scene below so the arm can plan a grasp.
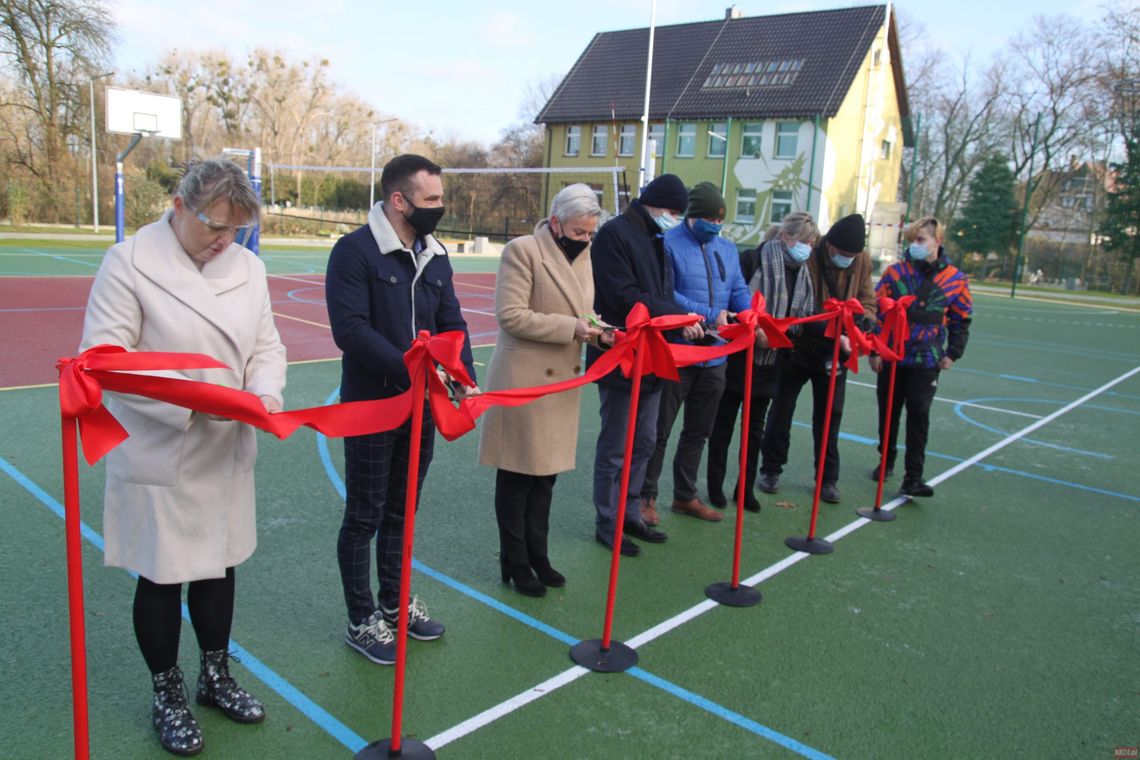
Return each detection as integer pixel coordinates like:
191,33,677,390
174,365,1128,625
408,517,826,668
367,202,446,257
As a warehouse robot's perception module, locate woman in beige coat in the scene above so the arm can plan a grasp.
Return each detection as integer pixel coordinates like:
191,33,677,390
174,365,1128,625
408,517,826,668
478,184,610,596
80,159,286,756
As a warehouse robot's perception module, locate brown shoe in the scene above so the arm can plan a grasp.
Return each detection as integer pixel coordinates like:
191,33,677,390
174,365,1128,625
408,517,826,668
671,498,724,522
639,497,659,526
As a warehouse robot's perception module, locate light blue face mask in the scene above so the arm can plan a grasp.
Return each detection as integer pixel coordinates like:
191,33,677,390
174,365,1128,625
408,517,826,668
908,243,932,261
655,212,680,232
690,218,723,244
788,241,811,262
831,251,855,269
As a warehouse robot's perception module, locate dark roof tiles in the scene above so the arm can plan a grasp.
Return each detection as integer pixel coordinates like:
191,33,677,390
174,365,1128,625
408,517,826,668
537,5,895,123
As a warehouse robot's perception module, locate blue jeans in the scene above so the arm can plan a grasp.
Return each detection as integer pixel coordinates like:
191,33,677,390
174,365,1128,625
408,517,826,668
592,383,662,538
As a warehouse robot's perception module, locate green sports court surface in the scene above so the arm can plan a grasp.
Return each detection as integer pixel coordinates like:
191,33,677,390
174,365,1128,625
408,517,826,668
1,239,1137,758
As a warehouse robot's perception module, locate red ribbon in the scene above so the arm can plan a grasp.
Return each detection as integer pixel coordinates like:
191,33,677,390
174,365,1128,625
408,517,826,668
819,297,874,372
872,294,915,363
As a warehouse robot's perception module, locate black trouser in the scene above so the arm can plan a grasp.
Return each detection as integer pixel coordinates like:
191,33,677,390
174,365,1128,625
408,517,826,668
641,363,727,502
495,469,557,568
134,567,235,674
338,411,435,625
760,360,847,484
707,353,782,500
876,365,940,480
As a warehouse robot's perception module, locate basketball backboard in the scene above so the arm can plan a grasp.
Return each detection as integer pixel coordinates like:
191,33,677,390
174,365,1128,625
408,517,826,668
105,87,182,140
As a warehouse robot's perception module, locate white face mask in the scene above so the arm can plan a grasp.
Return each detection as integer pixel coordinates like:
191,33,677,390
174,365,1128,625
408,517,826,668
654,212,680,231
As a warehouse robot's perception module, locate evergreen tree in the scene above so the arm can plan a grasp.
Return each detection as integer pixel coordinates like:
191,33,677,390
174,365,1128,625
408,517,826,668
951,155,1020,260
1098,125,1140,293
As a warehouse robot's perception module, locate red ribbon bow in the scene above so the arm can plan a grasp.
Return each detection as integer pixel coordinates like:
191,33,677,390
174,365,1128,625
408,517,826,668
873,294,916,363
403,330,477,441
615,303,701,381
821,297,875,372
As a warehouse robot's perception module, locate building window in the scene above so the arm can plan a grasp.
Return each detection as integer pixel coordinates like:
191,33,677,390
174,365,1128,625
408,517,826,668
618,124,637,157
770,190,793,222
708,122,728,157
881,140,892,160
736,189,756,224
775,122,798,159
677,123,696,157
872,48,882,66
648,123,664,157
591,125,607,156
741,123,763,156
565,126,580,156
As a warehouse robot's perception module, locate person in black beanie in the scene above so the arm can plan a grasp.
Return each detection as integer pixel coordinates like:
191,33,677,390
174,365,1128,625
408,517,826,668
586,174,706,556
757,213,875,504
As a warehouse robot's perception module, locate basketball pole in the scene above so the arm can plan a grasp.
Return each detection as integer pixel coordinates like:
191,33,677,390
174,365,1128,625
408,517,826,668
114,132,146,243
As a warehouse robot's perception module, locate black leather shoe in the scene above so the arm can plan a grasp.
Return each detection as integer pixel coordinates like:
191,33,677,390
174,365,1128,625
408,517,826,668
734,483,762,513
900,478,934,497
868,465,893,481
758,472,779,494
500,562,546,596
625,521,668,544
530,559,566,588
820,482,841,504
595,530,641,557
707,484,727,508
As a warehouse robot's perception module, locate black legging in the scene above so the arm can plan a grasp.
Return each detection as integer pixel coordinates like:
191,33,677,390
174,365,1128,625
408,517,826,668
133,567,236,674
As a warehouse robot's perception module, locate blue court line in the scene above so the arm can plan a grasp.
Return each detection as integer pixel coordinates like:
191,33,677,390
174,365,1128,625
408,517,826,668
629,667,836,760
954,367,1140,402
950,397,1114,460
789,421,1139,503
968,334,1140,364
49,254,100,269
0,453,369,754
314,388,833,758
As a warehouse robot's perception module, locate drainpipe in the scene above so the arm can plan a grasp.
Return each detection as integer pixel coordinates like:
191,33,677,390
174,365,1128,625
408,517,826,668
806,114,820,215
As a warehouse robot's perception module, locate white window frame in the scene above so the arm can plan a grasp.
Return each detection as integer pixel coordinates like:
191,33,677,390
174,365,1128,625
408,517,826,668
741,122,763,157
565,125,581,157
708,122,728,157
775,121,799,159
881,139,892,160
770,190,793,222
735,188,757,224
591,125,607,156
618,124,637,157
677,123,696,157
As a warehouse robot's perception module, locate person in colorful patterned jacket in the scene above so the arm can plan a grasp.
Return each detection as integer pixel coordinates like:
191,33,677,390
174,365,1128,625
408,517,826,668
869,216,973,497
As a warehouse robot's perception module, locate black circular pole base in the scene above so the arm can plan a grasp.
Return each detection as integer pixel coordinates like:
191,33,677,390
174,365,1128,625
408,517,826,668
354,738,434,760
856,506,898,522
785,535,834,555
570,639,638,672
705,581,762,607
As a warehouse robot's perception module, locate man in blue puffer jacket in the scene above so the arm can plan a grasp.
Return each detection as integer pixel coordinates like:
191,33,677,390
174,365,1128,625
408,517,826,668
640,182,751,523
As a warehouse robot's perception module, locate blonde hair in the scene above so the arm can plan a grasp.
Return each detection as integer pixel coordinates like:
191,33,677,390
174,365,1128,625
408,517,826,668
780,212,818,243
904,216,945,243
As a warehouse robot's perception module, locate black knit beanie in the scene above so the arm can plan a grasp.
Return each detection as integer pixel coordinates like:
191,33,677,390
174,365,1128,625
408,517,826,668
638,174,689,213
825,214,866,255
686,181,727,219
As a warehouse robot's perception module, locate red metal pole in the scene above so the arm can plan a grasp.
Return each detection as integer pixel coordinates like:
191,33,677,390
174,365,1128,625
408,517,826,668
729,339,756,588
873,357,900,509
389,371,427,753
600,337,645,650
806,332,843,540
60,417,90,760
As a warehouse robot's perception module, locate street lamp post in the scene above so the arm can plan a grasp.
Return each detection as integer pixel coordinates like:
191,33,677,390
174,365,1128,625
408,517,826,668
89,71,114,233
369,118,399,209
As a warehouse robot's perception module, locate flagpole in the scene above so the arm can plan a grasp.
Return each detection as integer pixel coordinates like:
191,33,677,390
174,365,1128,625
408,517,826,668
636,0,657,193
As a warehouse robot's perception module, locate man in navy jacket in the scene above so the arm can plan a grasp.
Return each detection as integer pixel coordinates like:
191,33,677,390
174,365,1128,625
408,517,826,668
326,154,477,665
586,174,703,557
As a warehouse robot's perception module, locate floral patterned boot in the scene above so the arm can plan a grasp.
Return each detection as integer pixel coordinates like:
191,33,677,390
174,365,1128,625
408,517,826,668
195,649,265,724
152,666,203,756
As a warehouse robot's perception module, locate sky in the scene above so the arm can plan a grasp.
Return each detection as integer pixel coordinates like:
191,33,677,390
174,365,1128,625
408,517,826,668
110,0,1106,145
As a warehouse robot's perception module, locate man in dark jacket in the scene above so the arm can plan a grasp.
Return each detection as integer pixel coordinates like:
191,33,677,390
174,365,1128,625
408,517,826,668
758,213,875,504
587,174,703,557
325,154,477,665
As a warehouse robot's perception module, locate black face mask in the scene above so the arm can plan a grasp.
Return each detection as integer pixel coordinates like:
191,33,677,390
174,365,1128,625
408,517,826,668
557,235,589,259
403,199,445,237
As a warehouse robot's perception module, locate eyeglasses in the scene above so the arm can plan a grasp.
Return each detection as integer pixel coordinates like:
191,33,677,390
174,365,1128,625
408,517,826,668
192,208,251,237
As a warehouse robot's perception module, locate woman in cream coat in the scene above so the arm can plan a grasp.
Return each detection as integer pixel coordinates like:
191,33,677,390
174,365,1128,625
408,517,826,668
478,184,609,596
81,159,285,756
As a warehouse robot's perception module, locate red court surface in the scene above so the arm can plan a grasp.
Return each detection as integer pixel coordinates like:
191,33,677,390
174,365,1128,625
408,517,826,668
2,273,500,388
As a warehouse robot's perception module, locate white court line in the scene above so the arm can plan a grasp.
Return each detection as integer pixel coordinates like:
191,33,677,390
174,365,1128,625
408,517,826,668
462,307,497,318
847,379,1043,419
425,363,1140,752
270,274,326,286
